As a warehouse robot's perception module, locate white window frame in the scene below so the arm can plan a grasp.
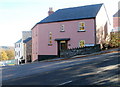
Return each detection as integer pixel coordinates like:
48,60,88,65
60,25,65,32
85,44,94,47
78,22,86,32
79,40,85,47
48,32,52,46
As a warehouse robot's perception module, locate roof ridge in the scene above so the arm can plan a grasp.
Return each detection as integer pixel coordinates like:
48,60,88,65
31,3,103,28
113,9,120,17
59,3,103,10
15,39,22,43
23,37,32,43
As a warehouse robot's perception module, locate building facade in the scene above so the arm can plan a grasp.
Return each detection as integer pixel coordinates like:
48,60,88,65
32,3,110,61
109,10,120,47
15,39,23,64
15,31,32,64
113,10,120,32
23,37,32,63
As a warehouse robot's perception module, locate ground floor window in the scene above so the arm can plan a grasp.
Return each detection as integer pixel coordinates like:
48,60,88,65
48,32,52,46
79,40,85,47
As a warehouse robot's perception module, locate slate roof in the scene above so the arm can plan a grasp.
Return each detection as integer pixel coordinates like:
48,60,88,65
16,39,22,43
38,3,103,24
113,10,120,17
23,37,32,43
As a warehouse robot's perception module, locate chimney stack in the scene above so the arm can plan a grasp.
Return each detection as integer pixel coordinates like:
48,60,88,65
48,7,54,16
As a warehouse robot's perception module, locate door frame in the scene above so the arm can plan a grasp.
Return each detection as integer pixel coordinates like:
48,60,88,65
55,38,70,57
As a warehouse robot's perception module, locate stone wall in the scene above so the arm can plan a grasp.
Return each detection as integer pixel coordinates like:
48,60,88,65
60,44,101,58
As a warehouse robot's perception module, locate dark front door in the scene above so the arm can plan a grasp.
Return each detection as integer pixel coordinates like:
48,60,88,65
57,40,68,57
60,41,67,50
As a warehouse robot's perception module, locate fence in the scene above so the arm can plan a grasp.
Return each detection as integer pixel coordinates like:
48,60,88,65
60,44,101,58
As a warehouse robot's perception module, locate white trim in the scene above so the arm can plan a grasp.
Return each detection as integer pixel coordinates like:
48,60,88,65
85,44,95,46
60,24,65,32
78,22,85,31
78,30,86,32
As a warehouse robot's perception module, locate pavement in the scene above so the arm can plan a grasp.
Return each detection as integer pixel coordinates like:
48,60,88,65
1,48,119,66
41,47,120,62
2,48,119,86
1,47,119,81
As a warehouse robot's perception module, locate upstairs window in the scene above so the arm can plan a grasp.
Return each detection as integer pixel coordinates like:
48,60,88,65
78,22,85,32
60,25,65,32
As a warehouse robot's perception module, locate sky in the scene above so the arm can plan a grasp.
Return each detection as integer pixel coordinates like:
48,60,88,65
0,0,119,46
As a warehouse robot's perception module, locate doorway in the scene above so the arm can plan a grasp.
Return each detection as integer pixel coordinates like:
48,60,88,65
55,38,70,57
57,41,68,57
60,41,67,50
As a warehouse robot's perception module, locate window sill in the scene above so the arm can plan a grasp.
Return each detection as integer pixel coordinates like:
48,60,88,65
77,30,86,32
48,44,52,46
60,30,65,32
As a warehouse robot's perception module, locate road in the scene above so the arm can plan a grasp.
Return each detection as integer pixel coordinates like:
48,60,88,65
1,51,120,86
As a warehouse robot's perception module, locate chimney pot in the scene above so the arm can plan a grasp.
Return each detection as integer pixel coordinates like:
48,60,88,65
48,7,54,16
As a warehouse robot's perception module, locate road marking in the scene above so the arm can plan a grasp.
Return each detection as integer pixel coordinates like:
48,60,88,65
59,80,72,85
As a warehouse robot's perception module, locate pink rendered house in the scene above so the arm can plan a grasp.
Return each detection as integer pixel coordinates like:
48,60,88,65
32,3,110,61
113,10,120,32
